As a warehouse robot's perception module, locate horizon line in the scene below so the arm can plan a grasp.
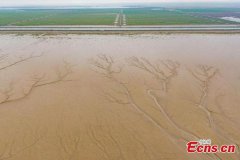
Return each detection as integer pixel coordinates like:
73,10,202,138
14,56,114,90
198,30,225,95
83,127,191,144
1,2,240,7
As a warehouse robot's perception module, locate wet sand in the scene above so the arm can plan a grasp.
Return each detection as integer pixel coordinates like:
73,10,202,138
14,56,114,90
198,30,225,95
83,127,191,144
0,34,240,160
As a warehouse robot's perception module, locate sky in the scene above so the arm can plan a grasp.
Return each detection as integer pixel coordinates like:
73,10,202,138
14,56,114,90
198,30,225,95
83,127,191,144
0,0,240,6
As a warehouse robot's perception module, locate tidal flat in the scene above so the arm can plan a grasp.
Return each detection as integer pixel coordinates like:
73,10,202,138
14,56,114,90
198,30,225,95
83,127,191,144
0,34,239,160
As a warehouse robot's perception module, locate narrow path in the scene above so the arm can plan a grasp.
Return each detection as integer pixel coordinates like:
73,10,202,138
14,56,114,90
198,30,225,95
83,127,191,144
114,14,120,26
122,14,127,26
119,10,123,27
114,10,126,27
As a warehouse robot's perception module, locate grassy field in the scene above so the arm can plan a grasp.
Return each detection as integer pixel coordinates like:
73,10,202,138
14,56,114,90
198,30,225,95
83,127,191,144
124,8,236,25
0,9,118,25
0,7,239,26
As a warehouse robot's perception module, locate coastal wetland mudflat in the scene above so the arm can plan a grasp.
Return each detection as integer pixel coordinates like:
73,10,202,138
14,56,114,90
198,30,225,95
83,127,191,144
0,34,239,160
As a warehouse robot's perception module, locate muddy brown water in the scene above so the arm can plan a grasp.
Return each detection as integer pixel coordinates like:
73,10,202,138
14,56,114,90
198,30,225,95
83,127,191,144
0,34,239,160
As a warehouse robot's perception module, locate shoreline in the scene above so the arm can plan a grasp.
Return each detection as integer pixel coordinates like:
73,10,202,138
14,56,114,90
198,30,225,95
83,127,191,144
1,25,240,35
1,30,240,35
